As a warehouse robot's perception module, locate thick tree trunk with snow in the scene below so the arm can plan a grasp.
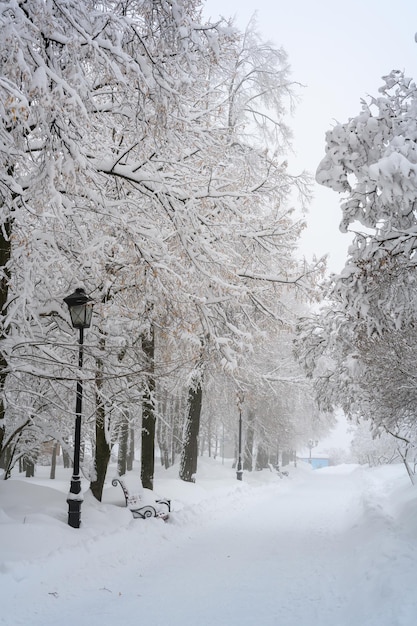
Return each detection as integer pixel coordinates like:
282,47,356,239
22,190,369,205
180,380,203,483
0,445,11,471
24,458,35,477
90,337,111,502
90,409,111,501
49,442,58,480
117,414,129,477
141,326,155,490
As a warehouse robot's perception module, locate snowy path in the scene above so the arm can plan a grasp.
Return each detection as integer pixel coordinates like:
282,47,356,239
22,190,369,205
126,468,415,626
2,464,417,626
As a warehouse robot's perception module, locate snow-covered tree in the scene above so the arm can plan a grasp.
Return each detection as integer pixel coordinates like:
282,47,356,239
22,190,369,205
296,71,417,443
0,0,317,493
316,71,417,334
350,421,404,467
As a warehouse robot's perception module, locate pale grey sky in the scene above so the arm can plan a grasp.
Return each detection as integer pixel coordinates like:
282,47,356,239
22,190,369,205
203,0,417,272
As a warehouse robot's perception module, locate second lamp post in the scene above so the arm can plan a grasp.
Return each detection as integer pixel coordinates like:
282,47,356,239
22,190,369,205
63,287,94,529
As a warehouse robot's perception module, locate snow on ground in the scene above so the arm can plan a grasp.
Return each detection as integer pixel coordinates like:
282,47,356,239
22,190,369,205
1,458,417,626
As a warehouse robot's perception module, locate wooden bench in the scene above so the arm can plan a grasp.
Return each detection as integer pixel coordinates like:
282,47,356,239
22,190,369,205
112,477,171,520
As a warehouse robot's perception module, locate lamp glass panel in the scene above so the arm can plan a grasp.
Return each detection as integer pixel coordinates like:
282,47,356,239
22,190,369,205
69,303,93,329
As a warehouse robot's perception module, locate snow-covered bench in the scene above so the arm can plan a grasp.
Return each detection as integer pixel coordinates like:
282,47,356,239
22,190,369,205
112,476,171,521
268,463,289,478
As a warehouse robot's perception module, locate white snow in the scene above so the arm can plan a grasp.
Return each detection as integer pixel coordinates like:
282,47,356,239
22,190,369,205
1,459,417,626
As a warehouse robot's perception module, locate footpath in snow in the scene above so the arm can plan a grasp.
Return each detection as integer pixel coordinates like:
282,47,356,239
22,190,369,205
1,460,417,626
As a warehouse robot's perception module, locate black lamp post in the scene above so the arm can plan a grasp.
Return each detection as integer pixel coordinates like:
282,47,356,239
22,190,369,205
63,288,94,528
236,391,244,481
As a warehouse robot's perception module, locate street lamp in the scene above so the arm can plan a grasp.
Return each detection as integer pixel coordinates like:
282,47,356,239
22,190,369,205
63,287,94,528
308,438,318,464
236,391,244,481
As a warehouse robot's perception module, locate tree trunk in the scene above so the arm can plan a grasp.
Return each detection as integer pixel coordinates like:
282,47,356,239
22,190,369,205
255,443,269,470
90,411,111,500
156,388,170,469
0,212,13,463
0,444,11,471
200,433,206,457
179,378,202,483
127,427,134,471
275,442,280,468
117,413,129,476
50,442,58,479
243,409,255,471
171,394,182,466
141,325,155,490
207,410,213,457
90,335,111,501
24,458,35,477
62,439,72,469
